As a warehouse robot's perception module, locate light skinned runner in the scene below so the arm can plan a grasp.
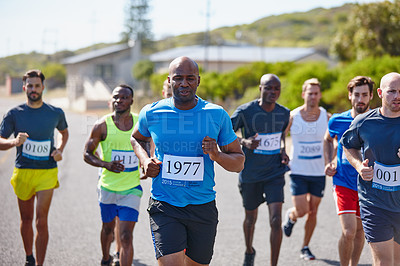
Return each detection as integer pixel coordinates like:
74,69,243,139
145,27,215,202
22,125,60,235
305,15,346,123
324,76,374,266
0,70,69,266
283,78,330,260
341,72,400,266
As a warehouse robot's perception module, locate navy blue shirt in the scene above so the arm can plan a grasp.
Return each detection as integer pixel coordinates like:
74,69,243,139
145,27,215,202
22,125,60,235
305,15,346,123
341,108,400,212
231,100,290,183
0,103,68,169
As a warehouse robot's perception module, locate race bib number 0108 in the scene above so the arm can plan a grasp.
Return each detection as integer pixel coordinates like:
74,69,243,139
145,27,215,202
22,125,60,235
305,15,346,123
373,161,400,192
22,138,51,160
162,154,204,181
111,150,139,172
254,132,282,155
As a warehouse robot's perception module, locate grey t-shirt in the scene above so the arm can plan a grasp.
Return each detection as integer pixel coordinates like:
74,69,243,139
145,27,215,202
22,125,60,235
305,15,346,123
341,108,400,212
231,100,290,183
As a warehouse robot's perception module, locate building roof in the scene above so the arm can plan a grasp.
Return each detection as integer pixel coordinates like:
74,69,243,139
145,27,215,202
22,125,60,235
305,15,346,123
62,43,131,65
150,45,317,63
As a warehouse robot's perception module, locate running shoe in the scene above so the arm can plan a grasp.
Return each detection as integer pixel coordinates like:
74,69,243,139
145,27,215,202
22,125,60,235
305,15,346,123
101,255,113,266
300,246,316,260
25,255,35,266
283,207,296,237
112,251,120,266
243,247,256,266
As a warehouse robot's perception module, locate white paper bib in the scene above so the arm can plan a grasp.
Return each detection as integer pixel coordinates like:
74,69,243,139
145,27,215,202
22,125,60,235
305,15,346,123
254,132,282,155
111,150,139,172
162,154,204,181
373,161,400,192
297,141,323,160
22,138,51,160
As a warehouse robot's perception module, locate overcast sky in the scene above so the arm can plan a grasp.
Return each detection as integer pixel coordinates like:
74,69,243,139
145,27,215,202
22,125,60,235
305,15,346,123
0,0,381,57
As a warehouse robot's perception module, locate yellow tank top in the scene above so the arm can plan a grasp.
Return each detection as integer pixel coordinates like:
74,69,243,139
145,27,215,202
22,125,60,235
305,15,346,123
99,113,140,191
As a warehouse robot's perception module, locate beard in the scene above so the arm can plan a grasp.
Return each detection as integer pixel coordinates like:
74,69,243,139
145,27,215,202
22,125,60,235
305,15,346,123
355,103,369,114
27,92,42,102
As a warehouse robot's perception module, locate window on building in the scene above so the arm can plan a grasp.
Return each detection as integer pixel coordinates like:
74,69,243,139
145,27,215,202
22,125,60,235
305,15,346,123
95,64,113,80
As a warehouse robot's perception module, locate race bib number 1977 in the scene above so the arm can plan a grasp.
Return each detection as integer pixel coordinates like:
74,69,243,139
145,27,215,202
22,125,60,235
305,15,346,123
162,154,204,181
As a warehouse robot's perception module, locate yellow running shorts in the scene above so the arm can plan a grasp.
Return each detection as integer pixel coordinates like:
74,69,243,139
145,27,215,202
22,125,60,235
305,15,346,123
10,167,59,200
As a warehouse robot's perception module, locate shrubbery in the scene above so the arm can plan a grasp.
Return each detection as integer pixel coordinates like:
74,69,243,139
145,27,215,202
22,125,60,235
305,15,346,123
149,56,400,114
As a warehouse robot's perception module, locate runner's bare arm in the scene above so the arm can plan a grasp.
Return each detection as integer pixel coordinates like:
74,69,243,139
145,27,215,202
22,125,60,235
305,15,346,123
343,147,373,181
202,136,244,172
83,120,124,173
284,113,294,137
51,128,69,161
237,134,260,150
0,133,29,150
323,130,337,176
131,126,161,178
280,132,290,165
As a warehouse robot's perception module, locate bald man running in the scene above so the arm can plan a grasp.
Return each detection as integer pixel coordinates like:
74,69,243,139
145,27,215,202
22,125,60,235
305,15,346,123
131,56,244,266
231,74,290,266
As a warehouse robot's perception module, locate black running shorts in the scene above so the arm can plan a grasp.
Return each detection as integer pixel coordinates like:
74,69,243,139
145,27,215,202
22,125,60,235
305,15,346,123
147,198,218,264
239,175,285,210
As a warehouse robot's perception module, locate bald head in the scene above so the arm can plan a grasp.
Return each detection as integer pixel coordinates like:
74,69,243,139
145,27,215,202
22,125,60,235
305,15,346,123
380,72,400,89
169,56,199,76
260,74,280,86
168,56,200,109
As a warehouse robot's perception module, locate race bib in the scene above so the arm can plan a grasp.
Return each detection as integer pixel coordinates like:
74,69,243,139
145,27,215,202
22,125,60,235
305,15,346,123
254,132,282,155
111,150,139,172
162,154,204,181
372,161,400,192
22,138,51,160
298,141,323,160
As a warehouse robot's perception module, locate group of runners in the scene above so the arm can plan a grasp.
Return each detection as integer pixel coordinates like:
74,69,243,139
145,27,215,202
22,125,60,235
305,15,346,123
0,56,399,266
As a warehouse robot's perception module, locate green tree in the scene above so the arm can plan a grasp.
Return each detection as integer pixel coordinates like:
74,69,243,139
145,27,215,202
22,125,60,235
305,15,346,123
149,72,168,97
41,63,66,89
133,59,154,93
331,0,400,61
121,0,153,51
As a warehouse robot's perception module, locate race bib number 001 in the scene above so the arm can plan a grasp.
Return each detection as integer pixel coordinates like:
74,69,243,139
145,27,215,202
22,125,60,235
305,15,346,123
254,132,282,155
111,150,139,172
22,138,51,160
373,161,400,192
162,154,204,181
298,141,323,160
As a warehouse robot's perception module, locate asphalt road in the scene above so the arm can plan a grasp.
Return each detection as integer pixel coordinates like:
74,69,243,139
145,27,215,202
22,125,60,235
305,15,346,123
0,96,372,265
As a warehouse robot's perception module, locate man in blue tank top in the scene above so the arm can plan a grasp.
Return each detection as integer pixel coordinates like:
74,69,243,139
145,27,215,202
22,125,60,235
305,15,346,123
0,70,69,266
324,76,374,266
131,56,245,266
283,78,330,260
341,72,400,265
231,74,290,266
